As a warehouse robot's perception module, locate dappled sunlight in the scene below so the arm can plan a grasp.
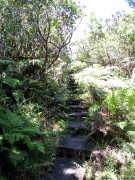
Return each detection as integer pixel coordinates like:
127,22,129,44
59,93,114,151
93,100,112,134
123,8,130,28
0,0,134,179
74,65,131,92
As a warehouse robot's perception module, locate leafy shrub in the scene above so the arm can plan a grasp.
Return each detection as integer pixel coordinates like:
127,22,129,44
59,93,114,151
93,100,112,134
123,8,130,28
106,86,135,116
105,86,135,172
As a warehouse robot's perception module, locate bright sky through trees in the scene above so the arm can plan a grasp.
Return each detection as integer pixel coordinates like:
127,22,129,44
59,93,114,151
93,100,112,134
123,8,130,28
72,0,133,40
78,0,133,19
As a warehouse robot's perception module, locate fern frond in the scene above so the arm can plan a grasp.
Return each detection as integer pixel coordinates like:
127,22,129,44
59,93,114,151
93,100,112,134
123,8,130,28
114,121,127,130
33,140,45,153
122,143,135,154
20,127,42,135
127,89,135,109
0,89,7,98
12,89,24,102
9,148,28,166
0,135,3,147
23,136,34,150
128,131,135,139
111,137,125,143
0,59,15,64
3,77,21,88
7,111,23,127
5,133,24,144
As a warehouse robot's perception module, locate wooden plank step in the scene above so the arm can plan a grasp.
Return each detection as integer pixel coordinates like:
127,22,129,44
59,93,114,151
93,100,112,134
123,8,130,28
68,122,88,129
68,105,87,109
68,105,88,112
68,112,87,117
60,135,91,151
67,99,82,105
49,158,85,180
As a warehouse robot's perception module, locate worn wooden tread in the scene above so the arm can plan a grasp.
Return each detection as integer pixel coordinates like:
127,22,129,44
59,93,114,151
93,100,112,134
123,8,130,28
67,99,83,105
60,135,91,151
68,112,87,116
49,158,85,180
68,122,88,129
68,105,88,109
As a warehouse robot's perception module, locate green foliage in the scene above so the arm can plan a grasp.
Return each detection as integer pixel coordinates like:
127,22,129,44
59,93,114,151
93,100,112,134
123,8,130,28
3,76,21,88
0,55,69,178
68,60,87,72
0,177,7,180
120,159,135,179
0,60,15,64
0,0,82,76
105,85,135,179
106,86,135,116
88,104,101,119
76,11,135,76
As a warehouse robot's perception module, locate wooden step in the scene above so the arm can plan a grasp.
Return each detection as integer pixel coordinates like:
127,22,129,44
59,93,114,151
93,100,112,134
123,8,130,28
60,135,90,151
59,135,91,161
68,105,88,112
67,99,82,105
68,122,88,129
68,112,87,120
49,158,85,180
68,112,87,117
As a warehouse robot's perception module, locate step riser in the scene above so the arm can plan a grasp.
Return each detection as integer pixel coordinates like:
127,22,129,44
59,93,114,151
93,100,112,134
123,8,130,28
71,109,88,112
58,148,90,161
67,102,82,105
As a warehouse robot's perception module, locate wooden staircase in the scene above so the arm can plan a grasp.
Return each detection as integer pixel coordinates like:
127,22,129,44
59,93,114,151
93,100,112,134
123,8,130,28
49,73,92,180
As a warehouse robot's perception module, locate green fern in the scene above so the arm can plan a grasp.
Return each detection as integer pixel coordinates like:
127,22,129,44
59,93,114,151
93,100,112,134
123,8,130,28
127,88,135,109
7,110,24,127
12,89,24,102
0,176,7,180
5,133,24,144
33,140,45,153
9,148,28,166
111,137,126,144
23,136,34,150
0,135,3,147
106,86,135,116
20,127,42,135
3,77,21,89
128,131,135,139
106,90,118,115
122,143,135,154
0,89,7,98
113,121,127,130
0,60,15,64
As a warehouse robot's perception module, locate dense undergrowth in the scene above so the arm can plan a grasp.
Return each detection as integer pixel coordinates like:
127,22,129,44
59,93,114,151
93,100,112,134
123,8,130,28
0,59,70,179
68,59,135,179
